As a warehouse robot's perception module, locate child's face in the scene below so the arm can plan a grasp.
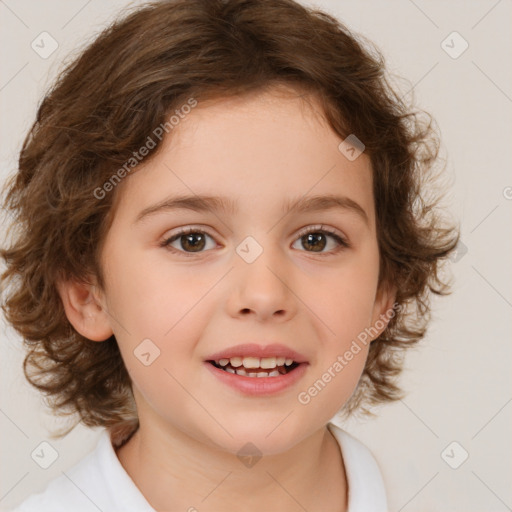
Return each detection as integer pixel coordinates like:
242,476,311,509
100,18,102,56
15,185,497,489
94,87,394,454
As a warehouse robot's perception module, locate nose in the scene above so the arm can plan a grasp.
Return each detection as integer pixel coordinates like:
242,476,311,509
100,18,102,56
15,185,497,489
226,241,298,323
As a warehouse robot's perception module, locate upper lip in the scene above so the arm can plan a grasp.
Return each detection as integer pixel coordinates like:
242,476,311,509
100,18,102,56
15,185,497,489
206,343,308,363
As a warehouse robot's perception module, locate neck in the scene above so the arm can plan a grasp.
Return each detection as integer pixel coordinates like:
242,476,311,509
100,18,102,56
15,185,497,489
116,418,347,512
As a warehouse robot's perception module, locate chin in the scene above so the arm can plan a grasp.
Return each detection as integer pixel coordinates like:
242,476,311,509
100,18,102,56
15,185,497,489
207,414,315,457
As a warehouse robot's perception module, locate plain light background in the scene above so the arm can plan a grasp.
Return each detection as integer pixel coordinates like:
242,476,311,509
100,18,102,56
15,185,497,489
1,1,511,511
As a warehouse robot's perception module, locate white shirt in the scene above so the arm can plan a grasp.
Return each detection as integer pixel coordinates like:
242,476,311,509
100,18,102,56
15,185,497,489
10,422,387,512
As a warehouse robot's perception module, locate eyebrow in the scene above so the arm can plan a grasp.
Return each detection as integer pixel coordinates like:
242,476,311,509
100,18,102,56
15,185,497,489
134,193,369,227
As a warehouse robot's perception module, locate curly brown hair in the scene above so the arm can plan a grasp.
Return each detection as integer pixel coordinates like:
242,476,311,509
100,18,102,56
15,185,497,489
1,0,459,445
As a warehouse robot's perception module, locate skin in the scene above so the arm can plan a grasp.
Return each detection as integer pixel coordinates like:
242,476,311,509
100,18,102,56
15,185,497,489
58,84,396,512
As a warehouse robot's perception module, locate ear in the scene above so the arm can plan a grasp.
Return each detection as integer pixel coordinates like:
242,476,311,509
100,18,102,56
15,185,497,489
369,281,397,341
56,276,113,342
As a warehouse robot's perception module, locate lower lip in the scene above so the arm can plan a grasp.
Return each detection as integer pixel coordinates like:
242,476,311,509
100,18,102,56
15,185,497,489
204,361,308,396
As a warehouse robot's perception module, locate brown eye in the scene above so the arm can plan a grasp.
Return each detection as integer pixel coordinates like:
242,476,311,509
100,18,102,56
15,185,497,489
161,229,215,254
292,226,349,254
301,232,328,252
177,232,207,252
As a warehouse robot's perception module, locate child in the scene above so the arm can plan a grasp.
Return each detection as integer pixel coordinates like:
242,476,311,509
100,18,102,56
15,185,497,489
1,0,459,510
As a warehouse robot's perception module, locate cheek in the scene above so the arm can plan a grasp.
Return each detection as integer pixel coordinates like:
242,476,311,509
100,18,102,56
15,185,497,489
104,249,213,338
303,254,378,402
311,261,380,342
297,341,369,423
101,253,217,404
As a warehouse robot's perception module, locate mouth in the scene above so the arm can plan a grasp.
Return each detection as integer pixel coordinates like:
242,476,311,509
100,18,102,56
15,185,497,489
204,344,308,395
207,356,300,378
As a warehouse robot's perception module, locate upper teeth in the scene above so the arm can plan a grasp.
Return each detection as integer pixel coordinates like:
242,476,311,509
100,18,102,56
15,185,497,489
216,356,294,368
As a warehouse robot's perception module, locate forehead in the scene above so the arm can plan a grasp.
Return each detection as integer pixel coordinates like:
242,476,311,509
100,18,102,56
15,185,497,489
114,86,375,228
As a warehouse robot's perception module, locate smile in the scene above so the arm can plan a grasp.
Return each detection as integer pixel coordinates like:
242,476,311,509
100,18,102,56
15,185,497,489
210,356,299,378
204,343,308,395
